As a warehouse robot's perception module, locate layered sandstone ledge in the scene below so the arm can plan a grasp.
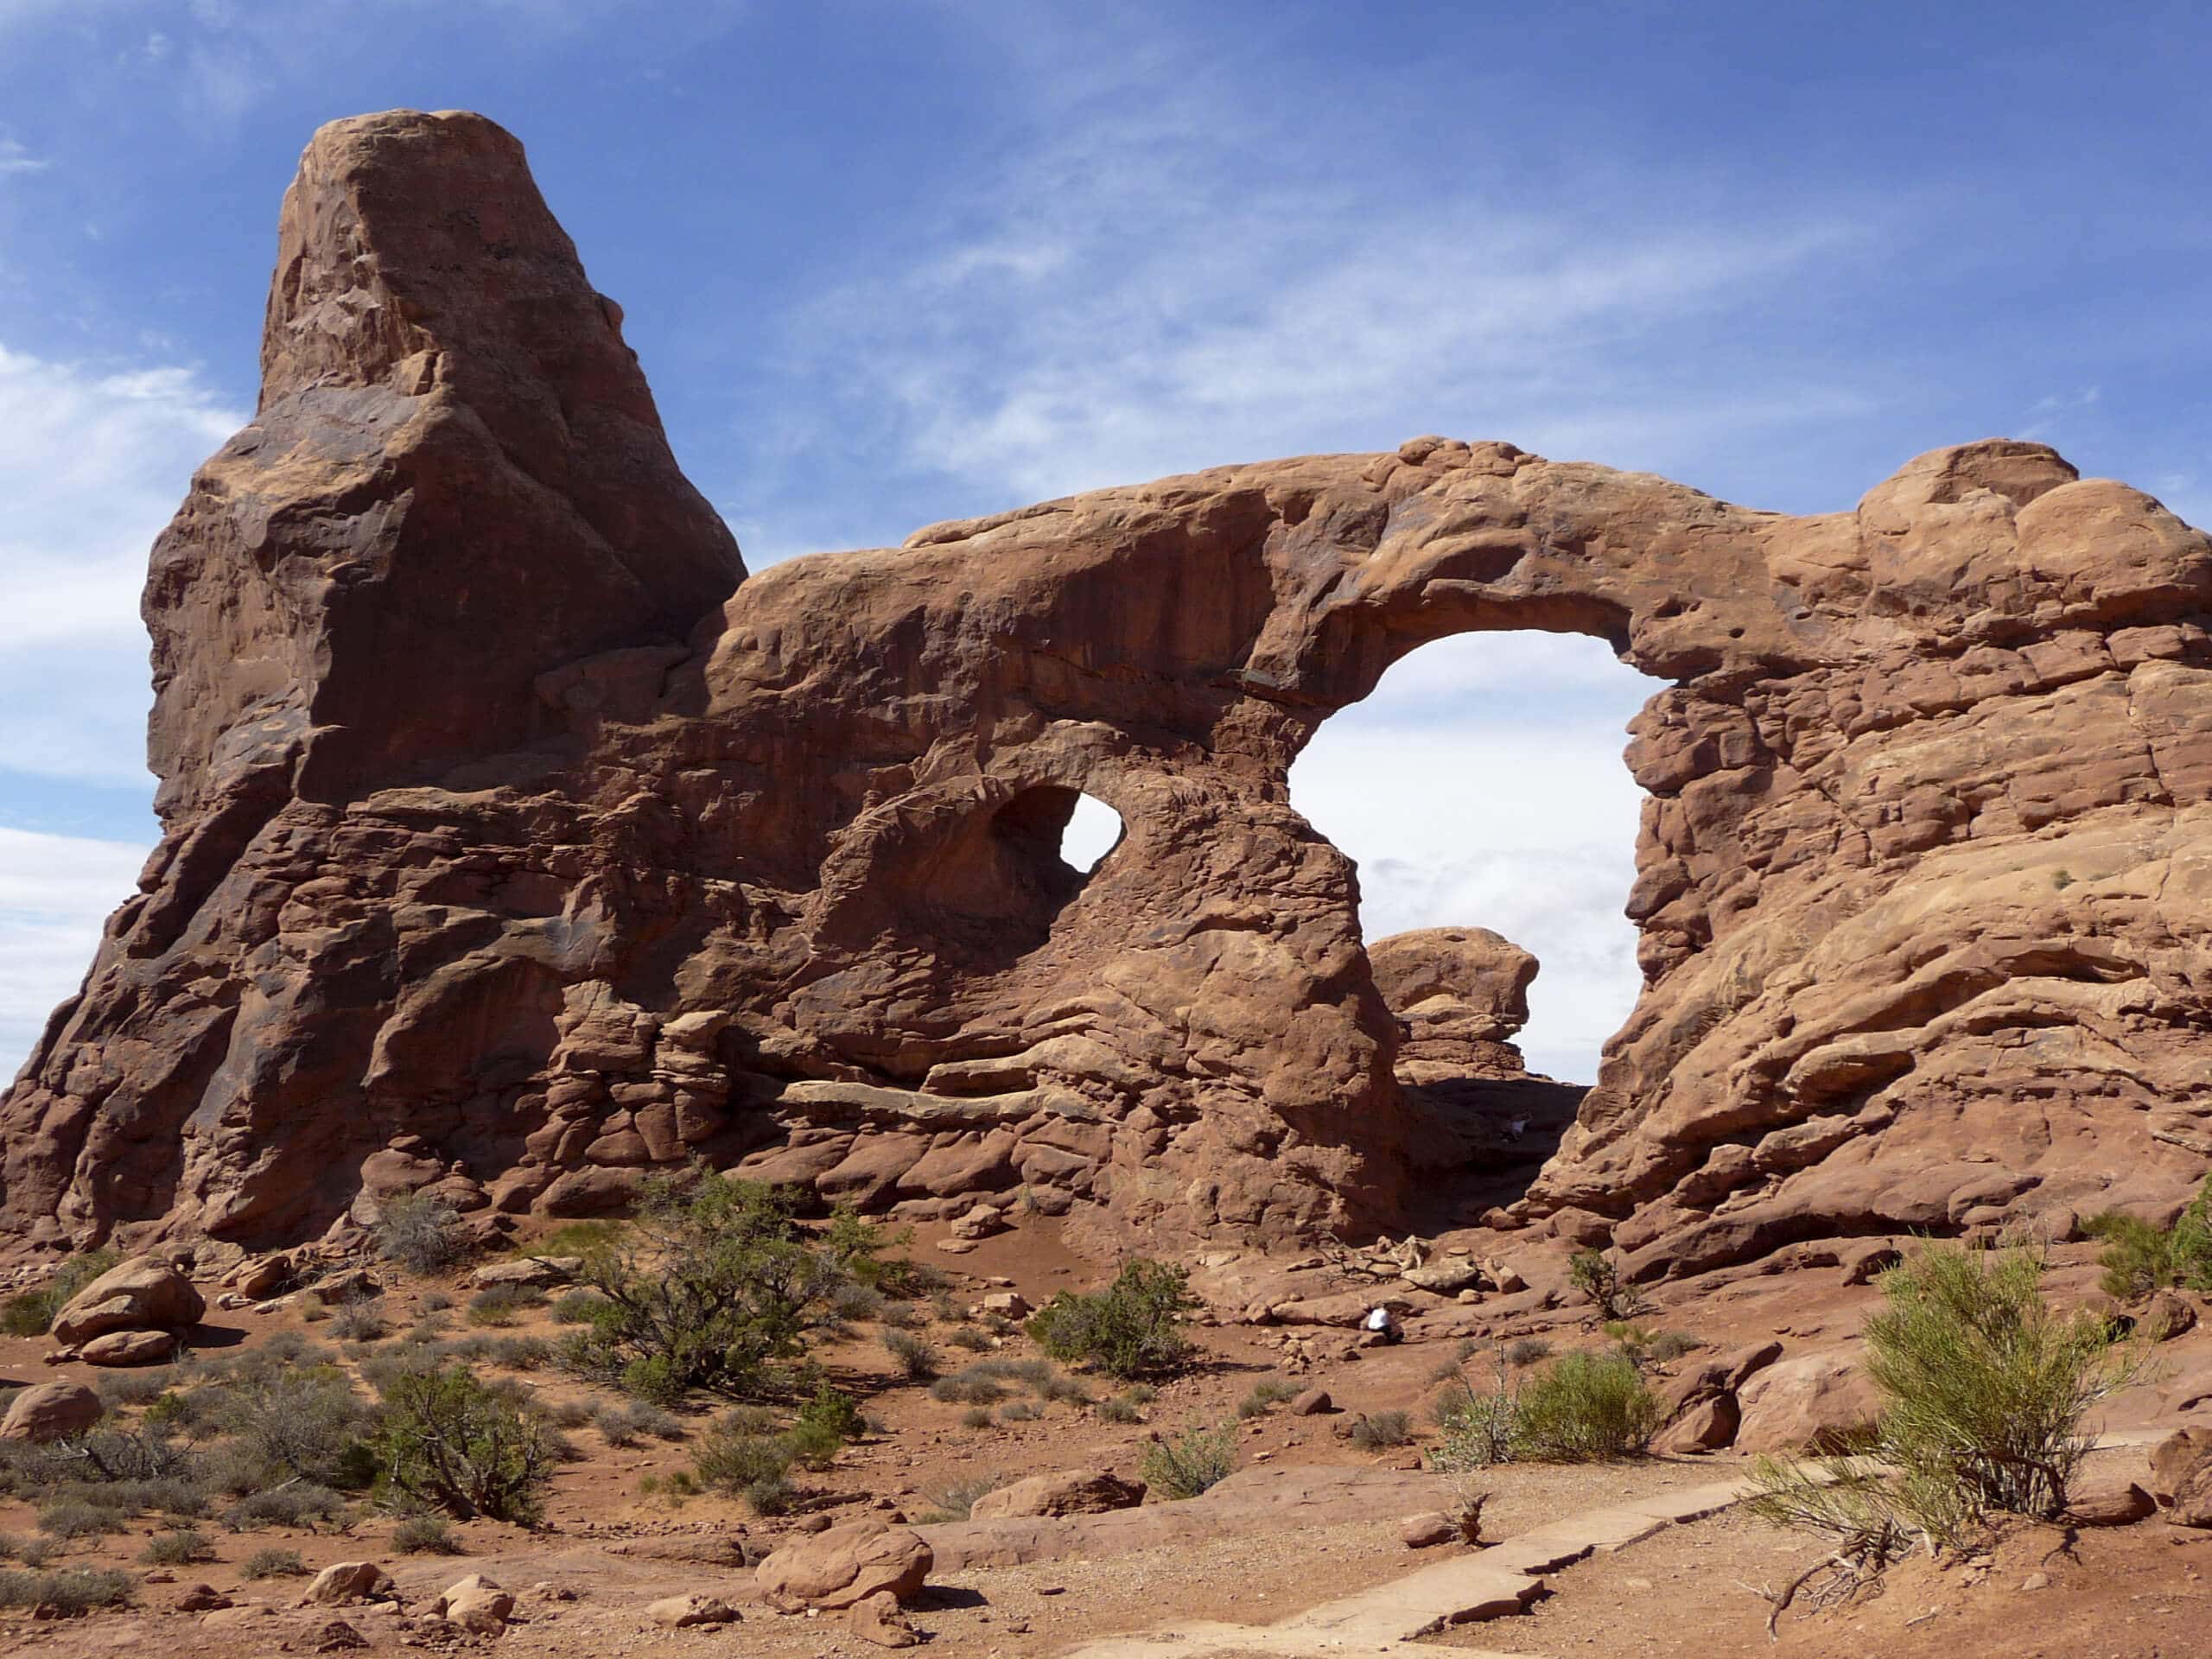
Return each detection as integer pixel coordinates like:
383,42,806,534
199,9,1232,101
6,109,2209,1274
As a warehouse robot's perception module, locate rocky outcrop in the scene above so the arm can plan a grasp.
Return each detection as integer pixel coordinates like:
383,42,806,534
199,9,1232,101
49,1255,205,1345
4,107,2212,1274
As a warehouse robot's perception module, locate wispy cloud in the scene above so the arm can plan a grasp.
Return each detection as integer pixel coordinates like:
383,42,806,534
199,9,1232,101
0,826,145,1084
0,137,44,175
0,341,242,784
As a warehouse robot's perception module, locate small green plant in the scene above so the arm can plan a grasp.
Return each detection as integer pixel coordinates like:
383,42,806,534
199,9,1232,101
918,1473,1002,1521
550,1290,610,1325
140,1526,213,1566
930,1368,1004,1406
1515,1352,1661,1460
1350,1408,1415,1450
1140,1420,1238,1498
369,1364,556,1524
1503,1336,1552,1368
0,1248,120,1338
467,1283,544,1328
796,1386,865,1445
2086,1173,2212,1299
1236,1376,1300,1419
0,1566,131,1612
960,1406,994,1429
374,1193,476,1276
691,1417,795,1500
1098,1393,1146,1425
1648,1330,1705,1363
391,1514,462,1554
1568,1249,1644,1321
884,1328,941,1382
1027,1260,1197,1379
240,1547,308,1580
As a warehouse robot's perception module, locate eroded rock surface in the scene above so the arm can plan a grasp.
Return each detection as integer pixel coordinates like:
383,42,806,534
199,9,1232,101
6,107,2212,1275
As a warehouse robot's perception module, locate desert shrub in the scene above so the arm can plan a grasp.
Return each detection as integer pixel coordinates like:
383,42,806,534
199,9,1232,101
932,1292,969,1324
331,1302,389,1344
783,1418,847,1469
742,1472,797,1515
930,1368,1003,1406
467,1284,544,1328
36,1499,122,1540
0,1248,120,1338
1432,1375,1521,1470
1035,1369,1092,1406
2087,1174,2212,1299
493,1336,552,1371
1503,1337,1552,1369
691,1419,794,1494
1140,1421,1238,1499
550,1290,610,1325
960,1407,994,1429
240,1547,307,1579
93,1370,173,1408
1751,1240,2143,1573
1648,1330,1705,1363
1515,1353,1661,1461
1027,1260,1196,1379
369,1364,556,1524
212,1367,372,1489
421,1291,455,1313
1236,1376,1300,1419
139,1526,213,1565
559,1170,893,1402
796,1386,864,1445
876,1299,923,1331
1097,1394,1146,1425
999,1401,1039,1423
948,1325,995,1353
391,1514,462,1554
374,1193,476,1277
1568,1249,1644,1321
220,1483,350,1532
1350,1408,1415,1450
0,1566,130,1612
918,1473,1002,1522
883,1328,940,1383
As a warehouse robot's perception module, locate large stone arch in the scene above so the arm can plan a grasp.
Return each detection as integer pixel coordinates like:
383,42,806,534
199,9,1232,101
7,110,2211,1276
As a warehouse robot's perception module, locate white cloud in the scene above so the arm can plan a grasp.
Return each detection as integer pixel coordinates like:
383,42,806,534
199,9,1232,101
0,827,144,1083
1290,633,1660,1083
0,340,242,784
0,137,44,175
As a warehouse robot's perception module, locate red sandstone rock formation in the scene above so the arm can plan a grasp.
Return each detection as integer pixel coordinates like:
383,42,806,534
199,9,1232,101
7,109,2212,1274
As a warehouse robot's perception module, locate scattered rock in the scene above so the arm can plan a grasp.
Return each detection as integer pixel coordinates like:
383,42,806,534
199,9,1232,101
647,1593,740,1628
173,1584,232,1612
2150,1427,2212,1499
2144,1288,2198,1341
1401,1510,1457,1548
849,1588,920,1648
49,1255,205,1345
969,1471,1147,1520
1655,1394,1739,1454
432,1573,515,1633
2067,1465,2155,1527
230,1253,294,1298
755,1521,932,1611
0,1382,103,1443
314,1618,371,1652
469,1256,579,1291
977,1291,1031,1319
300,1561,393,1605
1287,1387,1332,1416
80,1328,178,1367
310,1268,381,1305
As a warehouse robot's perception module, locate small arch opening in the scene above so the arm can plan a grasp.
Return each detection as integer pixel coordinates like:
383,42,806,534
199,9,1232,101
1058,792,1124,874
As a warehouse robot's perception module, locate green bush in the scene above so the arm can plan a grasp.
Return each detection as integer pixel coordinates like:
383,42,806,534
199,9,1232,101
220,1484,350,1531
140,1526,213,1566
1514,1352,1661,1461
1027,1260,1197,1379
2087,1174,2212,1299
240,1547,307,1579
0,1249,120,1338
467,1284,544,1328
930,1368,1003,1405
391,1514,462,1554
883,1328,941,1382
1751,1240,2144,1563
211,1366,373,1489
1568,1249,1644,1321
796,1386,865,1445
1139,1421,1238,1499
558,1169,892,1402
691,1418,794,1495
369,1364,556,1524
374,1193,477,1277
1097,1394,1146,1425
0,1566,130,1612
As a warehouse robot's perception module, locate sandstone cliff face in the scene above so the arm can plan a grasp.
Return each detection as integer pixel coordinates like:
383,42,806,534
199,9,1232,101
7,110,2210,1272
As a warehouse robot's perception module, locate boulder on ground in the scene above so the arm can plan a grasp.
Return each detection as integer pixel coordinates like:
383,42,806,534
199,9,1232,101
310,1268,381,1304
755,1521,932,1610
2150,1427,2212,1499
849,1588,920,1648
300,1561,392,1605
49,1255,205,1345
1733,1351,1879,1453
230,1254,293,1299
977,1291,1030,1319
1400,1510,1457,1548
2067,1464,2155,1527
1655,1394,1738,1454
2143,1288,2198,1341
648,1593,741,1628
969,1471,1146,1520
469,1256,579,1291
1288,1387,1332,1416
431,1573,514,1633
81,1328,177,1367
0,1382,102,1443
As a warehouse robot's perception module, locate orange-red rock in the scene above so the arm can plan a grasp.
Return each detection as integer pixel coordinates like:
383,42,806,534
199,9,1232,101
5,108,2212,1277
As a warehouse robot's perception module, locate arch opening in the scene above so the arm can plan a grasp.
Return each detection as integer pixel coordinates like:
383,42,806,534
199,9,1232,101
1294,632,1663,1082
1058,791,1125,874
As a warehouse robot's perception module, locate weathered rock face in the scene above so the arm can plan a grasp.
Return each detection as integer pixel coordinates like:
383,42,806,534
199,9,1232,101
5,107,2212,1274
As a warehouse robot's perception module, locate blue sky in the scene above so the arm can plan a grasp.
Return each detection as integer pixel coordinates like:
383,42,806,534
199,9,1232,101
2,0,2207,1083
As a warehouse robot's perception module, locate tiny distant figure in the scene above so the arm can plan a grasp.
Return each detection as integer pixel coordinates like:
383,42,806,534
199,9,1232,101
1363,1305,1403,1344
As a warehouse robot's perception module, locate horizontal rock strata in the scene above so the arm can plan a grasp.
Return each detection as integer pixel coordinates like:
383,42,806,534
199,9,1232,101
6,108,2211,1272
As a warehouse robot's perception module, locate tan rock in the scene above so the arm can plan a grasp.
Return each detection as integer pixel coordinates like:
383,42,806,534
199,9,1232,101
2142,1288,2198,1341
49,1255,204,1345
1734,1352,1879,1453
431,1573,514,1633
300,1561,391,1605
969,1471,1146,1520
647,1593,741,1628
755,1522,932,1611
2066,1465,2155,1527
1400,1510,1456,1548
849,1588,920,1648
468,1256,579,1291
1287,1387,1332,1416
0,1382,103,1443
2150,1426,2212,1498
80,1328,178,1366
